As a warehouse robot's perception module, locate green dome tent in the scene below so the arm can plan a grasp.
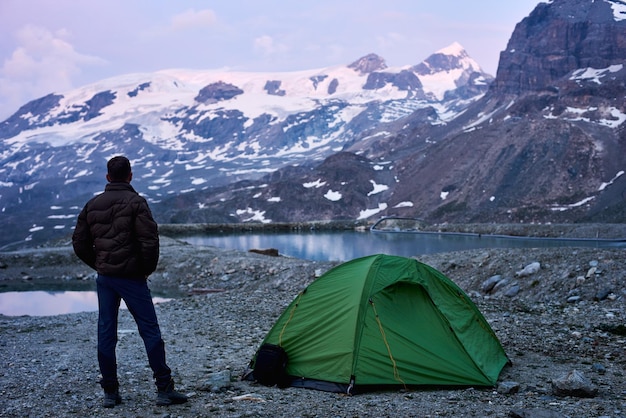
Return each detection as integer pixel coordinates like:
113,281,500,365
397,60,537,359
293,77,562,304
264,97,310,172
247,254,510,394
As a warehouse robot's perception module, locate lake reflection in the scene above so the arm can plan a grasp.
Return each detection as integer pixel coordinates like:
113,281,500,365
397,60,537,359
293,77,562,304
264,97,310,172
3,230,623,316
0,291,171,317
182,230,625,262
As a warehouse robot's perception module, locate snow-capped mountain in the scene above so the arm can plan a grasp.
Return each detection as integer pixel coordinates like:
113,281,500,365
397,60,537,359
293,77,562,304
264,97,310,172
0,43,491,248
155,0,626,229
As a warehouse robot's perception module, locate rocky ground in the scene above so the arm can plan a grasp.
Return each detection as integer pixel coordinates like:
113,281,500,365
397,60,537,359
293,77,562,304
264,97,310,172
0,224,625,417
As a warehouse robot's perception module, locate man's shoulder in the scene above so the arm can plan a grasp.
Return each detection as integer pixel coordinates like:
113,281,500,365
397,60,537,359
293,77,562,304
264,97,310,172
83,191,104,207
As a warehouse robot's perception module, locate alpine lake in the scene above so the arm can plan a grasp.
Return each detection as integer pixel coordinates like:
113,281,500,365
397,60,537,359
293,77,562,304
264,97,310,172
2,220,624,316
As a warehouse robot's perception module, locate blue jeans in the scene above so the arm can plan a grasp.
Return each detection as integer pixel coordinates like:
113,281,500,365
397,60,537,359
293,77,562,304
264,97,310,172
96,275,172,392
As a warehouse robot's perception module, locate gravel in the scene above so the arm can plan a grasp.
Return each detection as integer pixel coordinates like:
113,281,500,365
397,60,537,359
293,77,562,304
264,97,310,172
0,229,625,418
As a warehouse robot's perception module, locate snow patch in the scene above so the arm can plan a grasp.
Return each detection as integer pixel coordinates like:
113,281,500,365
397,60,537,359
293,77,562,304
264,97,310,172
303,179,326,188
324,190,342,201
599,171,624,191
72,169,91,178
550,197,595,212
393,201,413,208
235,208,271,223
607,0,626,21
357,203,388,220
599,108,626,128
463,109,498,131
543,106,626,128
47,214,75,219
367,180,389,196
191,177,207,185
570,65,623,84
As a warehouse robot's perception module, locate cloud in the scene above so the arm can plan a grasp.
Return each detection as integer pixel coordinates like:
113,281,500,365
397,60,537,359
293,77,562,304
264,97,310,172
0,24,106,119
170,9,217,31
253,35,288,57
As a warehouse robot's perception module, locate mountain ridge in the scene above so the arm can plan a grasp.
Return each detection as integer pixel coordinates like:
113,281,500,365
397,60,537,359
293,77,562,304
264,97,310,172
0,43,491,248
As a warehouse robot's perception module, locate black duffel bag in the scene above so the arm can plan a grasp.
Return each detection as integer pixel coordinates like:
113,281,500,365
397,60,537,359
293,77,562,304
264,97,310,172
253,343,290,388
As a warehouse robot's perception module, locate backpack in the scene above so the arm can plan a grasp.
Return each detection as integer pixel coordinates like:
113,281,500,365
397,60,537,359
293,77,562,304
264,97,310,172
252,343,290,388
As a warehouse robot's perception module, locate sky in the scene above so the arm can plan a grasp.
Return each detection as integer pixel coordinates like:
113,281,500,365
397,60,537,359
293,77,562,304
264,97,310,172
0,0,542,121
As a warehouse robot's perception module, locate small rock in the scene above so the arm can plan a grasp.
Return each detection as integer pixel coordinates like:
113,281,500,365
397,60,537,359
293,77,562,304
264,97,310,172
592,363,606,375
516,262,540,277
481,275,502,293
505,284,520,298
567,296,581,303
594,288,612,301
493,277,511,292
232,393,266,402
249,248,280,257
200,369,232,392
551,370,598,398
497,381,520,394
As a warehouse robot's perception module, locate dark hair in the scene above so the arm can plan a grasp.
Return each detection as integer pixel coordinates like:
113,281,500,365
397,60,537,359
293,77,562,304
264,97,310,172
107,156,131,181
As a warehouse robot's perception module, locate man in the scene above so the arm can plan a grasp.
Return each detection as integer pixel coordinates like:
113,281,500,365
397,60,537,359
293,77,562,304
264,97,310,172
72,156,187,408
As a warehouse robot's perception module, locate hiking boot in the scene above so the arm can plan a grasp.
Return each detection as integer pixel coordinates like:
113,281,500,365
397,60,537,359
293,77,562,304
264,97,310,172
156,380,188,406
102,391,122,408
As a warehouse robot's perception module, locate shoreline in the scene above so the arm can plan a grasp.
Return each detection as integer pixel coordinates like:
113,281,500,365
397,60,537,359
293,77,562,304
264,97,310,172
159,221,626,240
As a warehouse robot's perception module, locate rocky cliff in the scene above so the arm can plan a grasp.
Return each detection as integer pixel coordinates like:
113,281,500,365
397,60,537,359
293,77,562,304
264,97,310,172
494,0,626,94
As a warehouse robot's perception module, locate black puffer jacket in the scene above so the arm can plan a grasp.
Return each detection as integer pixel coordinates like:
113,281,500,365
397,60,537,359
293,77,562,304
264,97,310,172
72,182,159,279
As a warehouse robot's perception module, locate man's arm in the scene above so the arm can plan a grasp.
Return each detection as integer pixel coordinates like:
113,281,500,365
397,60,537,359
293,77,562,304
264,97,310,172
72,207,97,270
134,200,160,276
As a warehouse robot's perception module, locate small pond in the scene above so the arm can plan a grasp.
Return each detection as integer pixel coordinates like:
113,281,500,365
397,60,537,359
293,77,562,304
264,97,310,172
0,291,171,317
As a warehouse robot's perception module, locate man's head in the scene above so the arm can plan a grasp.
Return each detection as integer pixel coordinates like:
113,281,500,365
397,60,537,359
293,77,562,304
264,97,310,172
106,156,132,183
